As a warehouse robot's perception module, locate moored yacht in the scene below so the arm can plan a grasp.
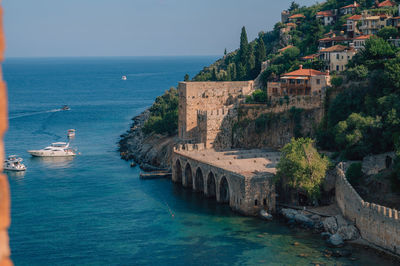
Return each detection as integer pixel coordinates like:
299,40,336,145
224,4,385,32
28,142,76,157
4,155,26,171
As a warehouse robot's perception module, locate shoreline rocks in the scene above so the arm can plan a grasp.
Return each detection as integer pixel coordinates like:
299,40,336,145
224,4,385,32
119,109,177,171
279,207,361,249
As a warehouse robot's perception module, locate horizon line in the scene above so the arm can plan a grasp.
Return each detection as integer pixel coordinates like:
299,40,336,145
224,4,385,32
4,54,222,60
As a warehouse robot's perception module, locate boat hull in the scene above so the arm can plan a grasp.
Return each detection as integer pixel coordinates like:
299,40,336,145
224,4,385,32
4,167,26,171
27,150,76,157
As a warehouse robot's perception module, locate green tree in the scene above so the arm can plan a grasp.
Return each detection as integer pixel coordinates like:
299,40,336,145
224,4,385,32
334,113,382,159
255,38,266,75
345,65,368,81
276,138,330,201
238,26,249,68
377,26,399,40
289,1,300,12
184,73,189,81
211,68,218,81
224,48,227,56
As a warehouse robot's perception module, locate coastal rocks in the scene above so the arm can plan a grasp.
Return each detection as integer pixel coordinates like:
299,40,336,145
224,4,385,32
119,110,178,170
294,213,314,228
281,208,298,220
323,217,338,234
326,233,344,247
260,209,273,221
337,225,359,241
280,207,361,248
280,208,314,228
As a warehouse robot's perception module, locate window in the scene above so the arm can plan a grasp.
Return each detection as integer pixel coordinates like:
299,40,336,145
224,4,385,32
254,199,258,206
336,65,339,71
336,54,339,60
316,79,320,85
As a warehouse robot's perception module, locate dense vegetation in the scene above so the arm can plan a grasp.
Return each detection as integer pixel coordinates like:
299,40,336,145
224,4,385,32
142,87,178,135
276,138,330,201
316,36,400,160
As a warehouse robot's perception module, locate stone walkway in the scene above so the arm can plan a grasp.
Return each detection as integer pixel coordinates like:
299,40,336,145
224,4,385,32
175,148,280,177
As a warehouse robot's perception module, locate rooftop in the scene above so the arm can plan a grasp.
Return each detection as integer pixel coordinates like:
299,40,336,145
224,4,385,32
377,0,397,7
317,10,335,17
289,14,306,19
353,34,372,40
348,14,362,20
282,65,327,77
319,35,350,42
341,2,360,9
175,149,280,178
320,44,355,52
278,45,294,53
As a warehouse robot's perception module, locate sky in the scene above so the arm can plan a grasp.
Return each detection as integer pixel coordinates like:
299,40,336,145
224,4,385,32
3,0,313,57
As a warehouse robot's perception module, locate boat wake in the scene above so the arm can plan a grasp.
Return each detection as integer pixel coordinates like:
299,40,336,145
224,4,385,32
9,108,63,120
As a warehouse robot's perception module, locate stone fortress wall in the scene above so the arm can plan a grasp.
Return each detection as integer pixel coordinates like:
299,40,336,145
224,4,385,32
197,106,238,149
178,81,254,148
335,164,400,255
172,144,277,215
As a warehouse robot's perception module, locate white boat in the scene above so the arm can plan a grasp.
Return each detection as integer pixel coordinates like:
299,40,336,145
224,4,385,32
27,142,77,157
67,129,76,138
122,75,127,80
4,155,26,171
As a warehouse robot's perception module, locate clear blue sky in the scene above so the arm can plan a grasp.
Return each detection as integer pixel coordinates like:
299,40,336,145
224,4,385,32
4,0,313,57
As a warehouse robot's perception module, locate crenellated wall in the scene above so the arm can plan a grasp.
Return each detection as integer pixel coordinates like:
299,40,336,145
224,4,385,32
335,164,400,255
197,106,238,149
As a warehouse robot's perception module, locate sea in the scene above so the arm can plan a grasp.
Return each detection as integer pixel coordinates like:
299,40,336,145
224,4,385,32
3,57,396,265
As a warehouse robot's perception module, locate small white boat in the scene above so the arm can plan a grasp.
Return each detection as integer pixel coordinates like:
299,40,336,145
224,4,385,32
67,129,76,138
61,105,70,111
4,155,26,171
28,142,77,157
122,75,127,80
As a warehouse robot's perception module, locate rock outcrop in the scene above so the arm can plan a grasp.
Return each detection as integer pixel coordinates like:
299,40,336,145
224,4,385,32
119,110,178,170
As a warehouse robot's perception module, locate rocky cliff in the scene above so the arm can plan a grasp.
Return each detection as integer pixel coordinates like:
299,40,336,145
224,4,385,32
233,107,323,150
119,110,178,171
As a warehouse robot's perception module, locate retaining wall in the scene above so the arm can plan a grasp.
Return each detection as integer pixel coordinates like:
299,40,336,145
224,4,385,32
335,164,400,255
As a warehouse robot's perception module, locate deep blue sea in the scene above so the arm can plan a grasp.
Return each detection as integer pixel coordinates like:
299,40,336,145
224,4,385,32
3,57,395,265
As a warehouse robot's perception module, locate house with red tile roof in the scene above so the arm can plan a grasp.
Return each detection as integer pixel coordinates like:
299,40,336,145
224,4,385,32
359,12,391,35
353,34,372,49
347,14,362,37
377,0,397,8
316,10,336,26
267,65,330,97
319,45,356,72
341,1,360,15
318,35,352,49
288,13,306,23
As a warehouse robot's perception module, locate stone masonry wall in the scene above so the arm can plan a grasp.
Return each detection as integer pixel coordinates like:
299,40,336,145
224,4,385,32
178,81,254,145
0,5,12,265
233,106,323,149
172,145,275,215
335,164,400,255
197,106,238,150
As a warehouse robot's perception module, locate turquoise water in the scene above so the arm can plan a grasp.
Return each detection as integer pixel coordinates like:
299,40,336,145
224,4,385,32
3,57,396,265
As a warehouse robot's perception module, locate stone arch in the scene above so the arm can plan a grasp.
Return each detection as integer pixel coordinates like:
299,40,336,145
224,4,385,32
184,163,193,188
206,172,216,198
194,167,204,193
219,176,230,203
174,159,182,184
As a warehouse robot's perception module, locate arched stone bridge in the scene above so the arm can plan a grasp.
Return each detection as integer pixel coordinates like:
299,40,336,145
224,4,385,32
172,144,278,215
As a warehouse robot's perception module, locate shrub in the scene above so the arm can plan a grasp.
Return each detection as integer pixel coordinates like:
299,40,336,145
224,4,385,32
346,163,363,186
276,138,330,201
